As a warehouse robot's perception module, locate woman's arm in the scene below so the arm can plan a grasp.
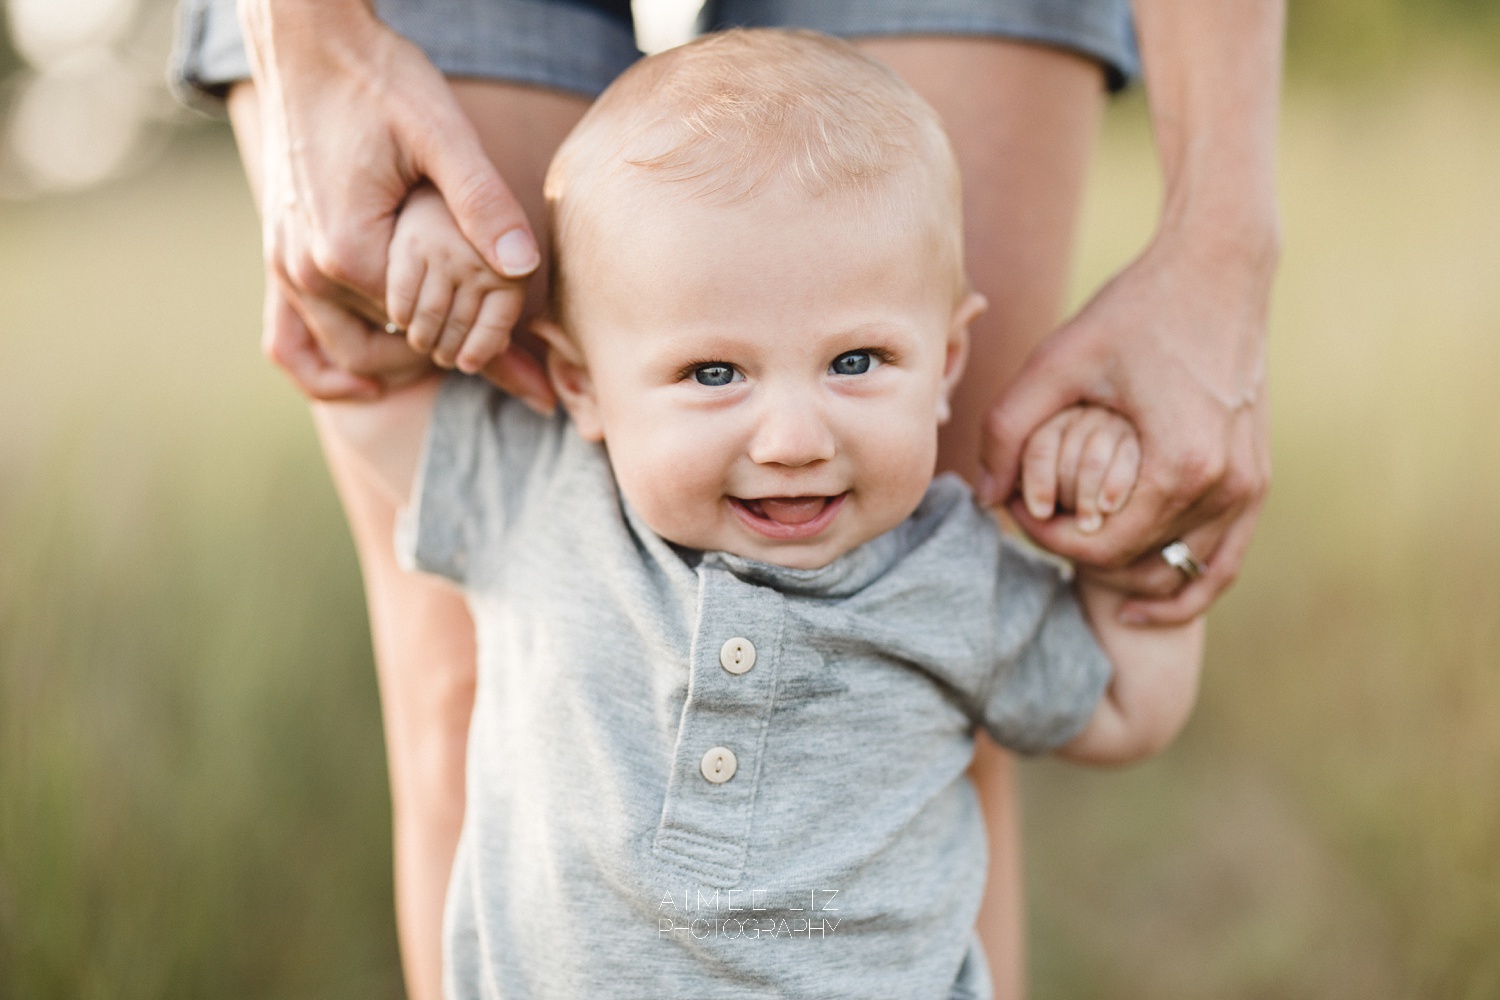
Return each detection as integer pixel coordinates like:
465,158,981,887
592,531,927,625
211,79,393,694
227,74,588,1000
982,0,1285,624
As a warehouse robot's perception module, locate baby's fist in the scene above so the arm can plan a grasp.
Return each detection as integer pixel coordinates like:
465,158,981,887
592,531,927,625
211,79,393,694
386,183,523,375
1019,404,1140,534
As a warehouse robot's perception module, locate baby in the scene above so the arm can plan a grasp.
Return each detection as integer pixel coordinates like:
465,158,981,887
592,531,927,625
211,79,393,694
327,29,1203,1000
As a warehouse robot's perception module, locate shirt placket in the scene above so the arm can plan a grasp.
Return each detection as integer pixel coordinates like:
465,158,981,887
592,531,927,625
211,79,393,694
652,560,784,886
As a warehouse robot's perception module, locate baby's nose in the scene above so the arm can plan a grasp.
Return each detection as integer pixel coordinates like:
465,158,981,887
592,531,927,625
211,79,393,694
746,398,836,468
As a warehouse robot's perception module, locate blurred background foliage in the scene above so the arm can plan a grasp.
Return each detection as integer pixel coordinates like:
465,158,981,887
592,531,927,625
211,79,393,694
1,1,1497,998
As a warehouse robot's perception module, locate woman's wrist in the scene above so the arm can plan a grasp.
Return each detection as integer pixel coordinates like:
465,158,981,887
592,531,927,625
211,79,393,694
240,0,387,83
1152,201,1282,302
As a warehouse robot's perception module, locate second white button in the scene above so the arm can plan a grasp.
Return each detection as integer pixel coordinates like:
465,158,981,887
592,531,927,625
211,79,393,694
700,746,738,784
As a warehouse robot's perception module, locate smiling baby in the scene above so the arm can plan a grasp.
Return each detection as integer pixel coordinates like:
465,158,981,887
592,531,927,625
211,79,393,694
322,28,1203,1000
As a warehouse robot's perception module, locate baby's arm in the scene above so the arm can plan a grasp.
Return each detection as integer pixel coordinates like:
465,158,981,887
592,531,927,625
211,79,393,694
387,183,521,375
1017,403,1205,764
321,177,557,504
314,378,440,508
1057,584,1205,764
313,182,513,507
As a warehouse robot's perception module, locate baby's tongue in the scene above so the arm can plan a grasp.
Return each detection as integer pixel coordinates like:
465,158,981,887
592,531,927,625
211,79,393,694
752,496,828,525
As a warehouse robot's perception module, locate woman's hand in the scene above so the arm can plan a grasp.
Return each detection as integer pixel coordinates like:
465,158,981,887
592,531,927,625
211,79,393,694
981,225,1276,624
980,0,1285,626
238,0,554,408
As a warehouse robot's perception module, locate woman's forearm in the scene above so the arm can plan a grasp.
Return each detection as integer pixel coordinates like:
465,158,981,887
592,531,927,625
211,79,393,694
1134,0,1285,267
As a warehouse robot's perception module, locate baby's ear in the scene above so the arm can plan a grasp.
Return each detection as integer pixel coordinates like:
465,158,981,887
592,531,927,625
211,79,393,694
938,292,986,424
531,318,604,441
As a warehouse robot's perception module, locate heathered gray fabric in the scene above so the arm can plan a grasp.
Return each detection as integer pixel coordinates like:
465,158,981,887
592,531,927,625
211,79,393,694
398,374,1112,1000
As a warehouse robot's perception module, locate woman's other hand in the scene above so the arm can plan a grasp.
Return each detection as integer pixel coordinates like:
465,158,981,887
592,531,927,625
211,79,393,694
237,0,552,408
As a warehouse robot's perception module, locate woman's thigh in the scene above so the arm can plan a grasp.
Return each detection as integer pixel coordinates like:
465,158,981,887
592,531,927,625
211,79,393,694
855,37,1106,1000
227,76,590,1000
856,37,1106,482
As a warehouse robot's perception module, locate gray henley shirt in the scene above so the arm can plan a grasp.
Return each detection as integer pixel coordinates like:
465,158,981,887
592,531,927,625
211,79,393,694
398,374,1112,1000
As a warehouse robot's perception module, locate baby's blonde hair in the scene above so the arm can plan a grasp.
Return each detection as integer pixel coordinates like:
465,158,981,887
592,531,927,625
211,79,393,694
543,29,967,325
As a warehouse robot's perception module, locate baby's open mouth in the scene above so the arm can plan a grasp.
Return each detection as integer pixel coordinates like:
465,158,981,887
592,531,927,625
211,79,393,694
738,496,831,525
729,493,848,540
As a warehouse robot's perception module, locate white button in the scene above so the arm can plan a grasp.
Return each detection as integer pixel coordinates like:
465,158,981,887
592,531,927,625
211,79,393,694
700,746,738,784
719,637,756,675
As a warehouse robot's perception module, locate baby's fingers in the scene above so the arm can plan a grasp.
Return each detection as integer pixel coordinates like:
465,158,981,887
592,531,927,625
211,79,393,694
456,288,523,375
1073,421,1127,534
386,254,425,335
406,270,456,356
1019,408,1077,519
1099,433,1141,515
432,282,483,368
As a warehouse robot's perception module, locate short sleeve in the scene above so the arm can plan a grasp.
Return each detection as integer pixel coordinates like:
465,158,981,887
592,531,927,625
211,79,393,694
979,538,1113,755
395,373,560,589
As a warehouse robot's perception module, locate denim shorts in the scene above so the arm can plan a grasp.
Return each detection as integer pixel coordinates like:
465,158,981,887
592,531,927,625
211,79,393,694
172,0,1136,112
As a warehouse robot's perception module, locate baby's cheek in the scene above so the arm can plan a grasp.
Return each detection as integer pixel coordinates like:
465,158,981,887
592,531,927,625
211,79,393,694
611,428,724,546
855,419,938,519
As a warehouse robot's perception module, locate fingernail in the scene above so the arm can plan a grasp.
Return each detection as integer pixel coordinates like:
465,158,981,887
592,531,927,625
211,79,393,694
522,393,555,417
977,472,997,505
1078,511,1102,533
495,229,540,277
1026,497,1051,521
1120,610,1149,626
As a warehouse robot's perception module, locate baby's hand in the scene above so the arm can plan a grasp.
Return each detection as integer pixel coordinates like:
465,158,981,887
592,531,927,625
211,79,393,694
1019,404,1140,534
386,183,522,375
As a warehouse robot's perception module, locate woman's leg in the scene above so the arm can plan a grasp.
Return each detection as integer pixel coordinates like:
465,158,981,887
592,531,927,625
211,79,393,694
855,38,1106,999
228,79,589,1000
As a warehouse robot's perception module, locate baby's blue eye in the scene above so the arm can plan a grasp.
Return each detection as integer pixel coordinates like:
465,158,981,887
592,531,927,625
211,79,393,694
693,364,740,387
830,351,875,376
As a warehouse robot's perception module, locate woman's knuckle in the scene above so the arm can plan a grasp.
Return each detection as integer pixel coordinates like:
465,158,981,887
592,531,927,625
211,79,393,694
285,250,326,294
1170,446,1225,497
312,227,368,289
986,407,1024,446
452,175,508,221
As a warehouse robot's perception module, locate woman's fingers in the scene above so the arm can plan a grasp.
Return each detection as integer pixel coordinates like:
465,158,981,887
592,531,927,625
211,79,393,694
480,344,556,416
262,285,383,401
407,82,541,281
1118,509,1258,624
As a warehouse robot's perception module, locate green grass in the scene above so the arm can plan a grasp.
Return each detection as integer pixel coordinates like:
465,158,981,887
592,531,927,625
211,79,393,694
1,67,1498,998
1027,65,1500,999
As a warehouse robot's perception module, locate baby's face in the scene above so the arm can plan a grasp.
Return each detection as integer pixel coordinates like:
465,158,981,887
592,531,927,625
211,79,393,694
548,184,980,570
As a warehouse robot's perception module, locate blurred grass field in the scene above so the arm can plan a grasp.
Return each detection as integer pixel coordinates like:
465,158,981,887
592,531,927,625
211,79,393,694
1,61,1498,999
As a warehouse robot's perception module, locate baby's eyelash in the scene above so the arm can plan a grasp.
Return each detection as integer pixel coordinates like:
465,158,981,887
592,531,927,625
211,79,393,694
674,359,733,382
